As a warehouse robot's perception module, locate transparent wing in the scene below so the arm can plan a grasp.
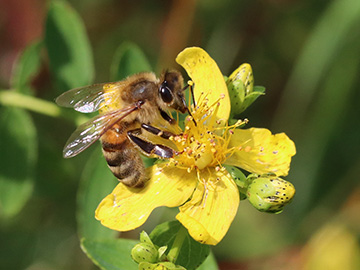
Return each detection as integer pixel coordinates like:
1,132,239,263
63,105,138,158
55,82,124,113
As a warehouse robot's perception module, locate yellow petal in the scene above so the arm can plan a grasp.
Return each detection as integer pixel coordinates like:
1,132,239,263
95,165,197,231
176,47,230,123
176,168,239,245
225,128,296,176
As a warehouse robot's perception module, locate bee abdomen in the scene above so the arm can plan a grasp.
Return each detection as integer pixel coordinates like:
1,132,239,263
102,140,147,187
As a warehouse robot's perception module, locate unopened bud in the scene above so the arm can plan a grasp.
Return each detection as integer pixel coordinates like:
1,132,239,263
247,176,295,213
226,63,265,117
131,242,159,264
139,261,186,270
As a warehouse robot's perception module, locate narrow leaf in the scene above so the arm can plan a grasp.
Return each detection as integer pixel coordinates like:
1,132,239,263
110,42,152,81
0,107,37,218
274,0,360,132
81,238,138,270
45,1,94,92
11,40,43,95
197,252,219,270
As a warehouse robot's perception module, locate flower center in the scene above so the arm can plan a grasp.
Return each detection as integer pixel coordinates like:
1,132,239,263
169,93,247,172
183,129,219,170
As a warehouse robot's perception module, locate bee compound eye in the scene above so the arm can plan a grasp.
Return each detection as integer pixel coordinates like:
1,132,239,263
159,84,173,104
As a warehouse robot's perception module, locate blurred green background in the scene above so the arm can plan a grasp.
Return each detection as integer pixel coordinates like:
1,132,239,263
1,0,360,269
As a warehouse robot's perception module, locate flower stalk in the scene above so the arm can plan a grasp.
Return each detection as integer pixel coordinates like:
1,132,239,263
167,226,187,263
0,90,88,125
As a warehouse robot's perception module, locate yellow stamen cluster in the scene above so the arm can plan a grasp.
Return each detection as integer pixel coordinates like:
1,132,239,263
169,92,247,174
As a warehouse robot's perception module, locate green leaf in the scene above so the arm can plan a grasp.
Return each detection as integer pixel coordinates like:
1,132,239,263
197,252,218,270
272,0,360,217
0,107,37,218
11,40,43,95
150,220,210,270
45,0,94,92
77,147,118,240
110,42,152,81
273,0,360,131
81,238,138,270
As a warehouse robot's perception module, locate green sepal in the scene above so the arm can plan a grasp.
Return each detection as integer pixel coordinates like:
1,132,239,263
223,165,248,199
240,86,265,114
140,231,154,245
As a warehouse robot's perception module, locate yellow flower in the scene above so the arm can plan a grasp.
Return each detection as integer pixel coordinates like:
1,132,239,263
95,47,296,245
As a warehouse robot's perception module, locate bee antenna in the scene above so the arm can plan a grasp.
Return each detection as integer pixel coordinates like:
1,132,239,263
181,81,197,126
186,106,197,126
181,81,196,107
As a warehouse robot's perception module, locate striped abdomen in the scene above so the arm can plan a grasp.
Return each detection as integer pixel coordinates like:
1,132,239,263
100,123,147,187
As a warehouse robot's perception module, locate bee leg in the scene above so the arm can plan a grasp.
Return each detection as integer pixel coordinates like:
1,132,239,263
141,123,176,139
159,109,176,124
127,130,178,159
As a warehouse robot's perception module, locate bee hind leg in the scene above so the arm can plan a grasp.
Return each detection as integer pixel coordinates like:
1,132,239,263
127,130,178,159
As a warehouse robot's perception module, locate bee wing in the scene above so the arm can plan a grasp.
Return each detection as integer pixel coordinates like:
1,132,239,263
55,82,124,113
63,105,138,158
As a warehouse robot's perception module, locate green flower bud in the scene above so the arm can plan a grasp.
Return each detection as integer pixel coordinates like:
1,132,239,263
228,63,254,94
247,176,295,214
131,242,159,264
154,262,185,270
139,262,185,270
226,63,265,117
139,262,157,270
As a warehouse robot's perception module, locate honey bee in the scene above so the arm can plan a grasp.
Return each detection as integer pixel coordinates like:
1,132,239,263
56,71,192,187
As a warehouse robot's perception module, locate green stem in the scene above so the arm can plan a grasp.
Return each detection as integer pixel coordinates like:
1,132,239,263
167,226,187,263
0,90,88,125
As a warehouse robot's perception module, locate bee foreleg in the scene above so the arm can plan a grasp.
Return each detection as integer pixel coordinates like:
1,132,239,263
159,109,176,124
141,123,176,139
127,130,178,159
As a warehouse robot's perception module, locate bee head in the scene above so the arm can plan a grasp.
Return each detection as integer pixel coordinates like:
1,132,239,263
158,70,187,113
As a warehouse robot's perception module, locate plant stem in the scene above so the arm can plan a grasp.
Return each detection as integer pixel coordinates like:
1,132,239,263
0,90,88,125
167,225,187,263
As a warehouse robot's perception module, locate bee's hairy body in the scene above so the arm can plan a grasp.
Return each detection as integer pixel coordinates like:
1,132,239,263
56,70,188,188
101,121,146,187
101,72,185,187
